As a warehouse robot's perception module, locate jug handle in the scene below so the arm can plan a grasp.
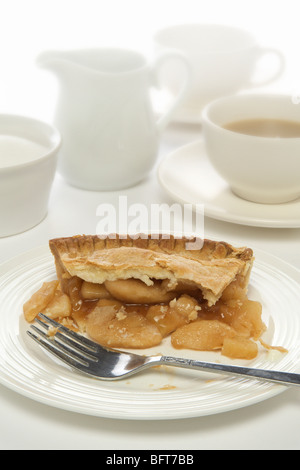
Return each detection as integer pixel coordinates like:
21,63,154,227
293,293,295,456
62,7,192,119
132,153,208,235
154,51,192,132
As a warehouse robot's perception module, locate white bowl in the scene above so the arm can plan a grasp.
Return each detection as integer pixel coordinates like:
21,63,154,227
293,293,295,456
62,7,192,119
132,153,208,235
202,94,300,204
0,114,61,237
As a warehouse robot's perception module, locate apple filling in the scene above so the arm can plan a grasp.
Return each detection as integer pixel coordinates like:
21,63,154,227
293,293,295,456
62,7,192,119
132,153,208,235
23,273,275,360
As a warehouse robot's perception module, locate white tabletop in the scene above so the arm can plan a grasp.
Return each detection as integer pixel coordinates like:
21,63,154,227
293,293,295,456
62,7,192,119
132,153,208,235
0,123,299,451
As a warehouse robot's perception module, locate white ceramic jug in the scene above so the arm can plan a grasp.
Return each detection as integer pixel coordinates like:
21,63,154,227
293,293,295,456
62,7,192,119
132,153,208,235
37,48,190,190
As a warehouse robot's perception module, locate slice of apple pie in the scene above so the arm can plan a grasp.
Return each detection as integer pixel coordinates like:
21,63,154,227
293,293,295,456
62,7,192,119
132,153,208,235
23,234,270,360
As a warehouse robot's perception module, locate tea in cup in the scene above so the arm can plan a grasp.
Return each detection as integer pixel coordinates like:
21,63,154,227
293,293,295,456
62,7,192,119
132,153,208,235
202,93,300,204
154,24,285,115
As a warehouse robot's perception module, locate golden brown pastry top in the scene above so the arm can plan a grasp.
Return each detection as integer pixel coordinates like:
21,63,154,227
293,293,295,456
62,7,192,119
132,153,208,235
49,234,254,305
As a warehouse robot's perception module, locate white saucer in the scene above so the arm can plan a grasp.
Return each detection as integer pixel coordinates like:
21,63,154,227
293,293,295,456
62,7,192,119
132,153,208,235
155,93,203,125
158,140,300,228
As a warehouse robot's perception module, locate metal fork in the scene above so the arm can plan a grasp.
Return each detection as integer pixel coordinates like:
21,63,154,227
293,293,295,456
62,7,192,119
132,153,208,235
27,313,300,386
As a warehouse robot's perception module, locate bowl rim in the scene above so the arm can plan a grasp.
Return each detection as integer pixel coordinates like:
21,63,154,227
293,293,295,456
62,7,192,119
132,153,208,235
0,113,61,173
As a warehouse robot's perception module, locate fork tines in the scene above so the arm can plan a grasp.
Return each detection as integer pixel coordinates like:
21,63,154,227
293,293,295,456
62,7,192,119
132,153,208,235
27,313,101,371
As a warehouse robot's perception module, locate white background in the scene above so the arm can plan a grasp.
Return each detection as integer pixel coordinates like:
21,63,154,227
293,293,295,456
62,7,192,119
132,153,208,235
1,0,300,451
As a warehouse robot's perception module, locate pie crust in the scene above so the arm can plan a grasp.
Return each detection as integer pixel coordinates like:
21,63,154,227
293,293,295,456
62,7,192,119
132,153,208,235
49,234,254,306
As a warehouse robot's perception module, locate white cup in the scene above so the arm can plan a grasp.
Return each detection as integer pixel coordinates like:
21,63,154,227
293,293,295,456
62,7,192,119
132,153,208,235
154,24,285,113
0,114,61,237
202,93,300,204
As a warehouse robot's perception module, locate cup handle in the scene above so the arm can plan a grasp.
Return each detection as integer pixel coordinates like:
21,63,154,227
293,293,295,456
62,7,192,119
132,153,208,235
153,51,191,131
248,47,285,87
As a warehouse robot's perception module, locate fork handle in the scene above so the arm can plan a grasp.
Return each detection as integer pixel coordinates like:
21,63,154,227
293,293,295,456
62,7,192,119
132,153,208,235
160,356,300,386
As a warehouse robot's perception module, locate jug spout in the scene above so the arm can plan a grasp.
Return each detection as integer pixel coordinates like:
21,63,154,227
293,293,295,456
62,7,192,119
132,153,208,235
36,50,81,80
36,50,68,73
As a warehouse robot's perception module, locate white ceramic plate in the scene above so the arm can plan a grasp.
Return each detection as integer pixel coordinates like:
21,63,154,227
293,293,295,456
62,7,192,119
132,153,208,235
0,245,299,420
158,140,300,228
